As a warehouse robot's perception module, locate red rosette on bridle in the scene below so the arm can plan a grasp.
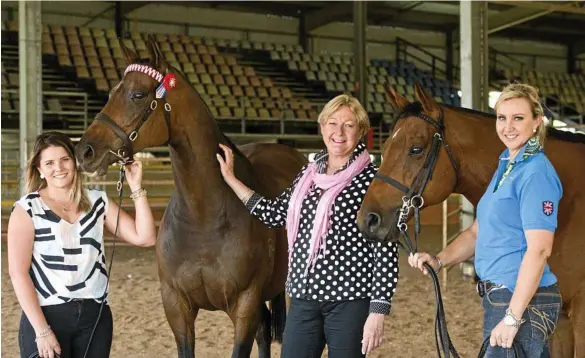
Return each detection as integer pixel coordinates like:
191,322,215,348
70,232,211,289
162,74,177,90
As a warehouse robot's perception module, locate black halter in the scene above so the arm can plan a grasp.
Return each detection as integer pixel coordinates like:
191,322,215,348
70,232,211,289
374,106,460,358
96,77,172,164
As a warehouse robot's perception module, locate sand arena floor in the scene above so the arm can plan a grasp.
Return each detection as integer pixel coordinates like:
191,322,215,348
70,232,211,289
2,226,484,357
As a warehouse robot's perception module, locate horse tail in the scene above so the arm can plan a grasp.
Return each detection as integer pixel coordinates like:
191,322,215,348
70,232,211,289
269,291,287,343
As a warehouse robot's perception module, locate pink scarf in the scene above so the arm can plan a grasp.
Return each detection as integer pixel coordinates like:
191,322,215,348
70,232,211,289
286,150,371,274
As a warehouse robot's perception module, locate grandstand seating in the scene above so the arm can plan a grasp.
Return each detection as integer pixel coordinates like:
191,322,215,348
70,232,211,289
503,68,585,115
5,20,581,128
273,47,462,113
37,24,318,121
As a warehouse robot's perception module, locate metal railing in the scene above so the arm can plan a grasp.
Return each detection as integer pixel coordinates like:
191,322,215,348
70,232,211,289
395,37,454,83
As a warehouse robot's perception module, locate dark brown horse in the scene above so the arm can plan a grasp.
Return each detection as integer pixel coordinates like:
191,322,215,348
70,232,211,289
357,83,585,358
74,37,307,357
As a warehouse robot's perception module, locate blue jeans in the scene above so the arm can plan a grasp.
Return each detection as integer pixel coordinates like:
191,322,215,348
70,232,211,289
481,284,561,358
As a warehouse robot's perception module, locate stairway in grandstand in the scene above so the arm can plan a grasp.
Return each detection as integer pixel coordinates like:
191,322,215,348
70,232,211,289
1,24,106,130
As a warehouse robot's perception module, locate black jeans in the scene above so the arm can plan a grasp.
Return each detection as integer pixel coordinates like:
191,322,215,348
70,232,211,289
281,297,370,358
19,300,112,358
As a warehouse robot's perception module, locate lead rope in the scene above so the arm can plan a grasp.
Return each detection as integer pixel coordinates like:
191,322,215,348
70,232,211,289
82,164,125,358
477,337,525,358
397,196,459,358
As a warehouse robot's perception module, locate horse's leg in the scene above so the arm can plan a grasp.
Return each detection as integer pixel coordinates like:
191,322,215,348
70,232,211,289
549,311,573,358
254,304,271,358
228,292,262,358
161,281,199,358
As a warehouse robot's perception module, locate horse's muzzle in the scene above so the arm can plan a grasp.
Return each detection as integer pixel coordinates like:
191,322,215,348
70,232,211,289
357,207,401,243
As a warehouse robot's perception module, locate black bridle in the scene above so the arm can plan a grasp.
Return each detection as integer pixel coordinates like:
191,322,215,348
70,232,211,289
374,107,458,252
374,107,460,358
95,69,173,166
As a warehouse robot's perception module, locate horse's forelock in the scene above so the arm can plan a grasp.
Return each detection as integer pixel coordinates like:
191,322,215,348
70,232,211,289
395,102,423,121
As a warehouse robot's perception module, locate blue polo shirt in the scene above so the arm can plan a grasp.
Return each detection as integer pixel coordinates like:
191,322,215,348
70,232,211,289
475,138,562,291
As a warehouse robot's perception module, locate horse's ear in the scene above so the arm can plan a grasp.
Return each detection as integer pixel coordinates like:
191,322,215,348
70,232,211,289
414,81,439,112
386,84,410,111
146,34,168,73
119,38,138,66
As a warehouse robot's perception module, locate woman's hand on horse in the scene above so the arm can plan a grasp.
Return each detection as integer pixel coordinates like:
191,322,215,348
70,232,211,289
408,252,439,275
362,312,385,354
217,143,235,181
36,331,61,358
124,160,143,191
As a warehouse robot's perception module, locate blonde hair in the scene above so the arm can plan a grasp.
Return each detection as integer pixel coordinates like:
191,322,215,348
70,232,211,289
495,83,547,146
25,132,91,212
318,94,370,137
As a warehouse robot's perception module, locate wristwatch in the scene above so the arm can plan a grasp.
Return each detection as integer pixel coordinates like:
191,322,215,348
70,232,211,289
503,308,525,328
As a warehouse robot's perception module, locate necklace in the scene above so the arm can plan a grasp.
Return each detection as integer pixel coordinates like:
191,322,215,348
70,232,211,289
49,196,71,212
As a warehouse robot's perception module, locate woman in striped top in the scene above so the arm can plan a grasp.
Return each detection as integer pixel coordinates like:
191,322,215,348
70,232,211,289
8,132,157,358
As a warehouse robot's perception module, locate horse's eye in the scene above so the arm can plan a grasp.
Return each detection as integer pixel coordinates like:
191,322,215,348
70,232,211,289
409,146,424,156
131,91,146,101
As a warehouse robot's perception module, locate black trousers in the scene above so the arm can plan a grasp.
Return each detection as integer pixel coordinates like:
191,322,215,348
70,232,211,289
19,300,112,358
281,297,370,358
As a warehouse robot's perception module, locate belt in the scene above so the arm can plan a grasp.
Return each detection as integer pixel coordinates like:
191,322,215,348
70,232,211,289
69,298,96,303
476,280,505,298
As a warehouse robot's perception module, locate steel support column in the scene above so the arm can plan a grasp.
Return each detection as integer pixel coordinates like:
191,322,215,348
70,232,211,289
460,0,489,112
568,43,576,74
446,30,454,84
19,1,42,196
299,13,309,52
353,1,367,107
115,1,123,37
459,1,488,236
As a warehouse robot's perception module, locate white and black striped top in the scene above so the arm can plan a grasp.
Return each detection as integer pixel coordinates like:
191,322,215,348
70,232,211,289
15,189,109,306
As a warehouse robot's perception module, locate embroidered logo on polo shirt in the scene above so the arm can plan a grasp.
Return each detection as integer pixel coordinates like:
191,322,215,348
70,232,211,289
542,201,554,216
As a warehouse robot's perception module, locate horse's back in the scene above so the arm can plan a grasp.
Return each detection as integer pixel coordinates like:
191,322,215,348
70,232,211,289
240,143,308,197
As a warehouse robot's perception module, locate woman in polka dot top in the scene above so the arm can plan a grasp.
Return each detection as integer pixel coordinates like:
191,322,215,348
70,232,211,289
217,94,399,357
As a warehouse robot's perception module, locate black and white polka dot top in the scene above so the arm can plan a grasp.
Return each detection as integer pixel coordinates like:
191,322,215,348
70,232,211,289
247,142,399,315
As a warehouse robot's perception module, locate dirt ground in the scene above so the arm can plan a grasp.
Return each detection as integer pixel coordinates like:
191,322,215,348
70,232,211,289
2,226,484,357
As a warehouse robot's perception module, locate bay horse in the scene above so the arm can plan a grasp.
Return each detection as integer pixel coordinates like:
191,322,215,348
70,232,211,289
357,83,585,357
74,37,307,357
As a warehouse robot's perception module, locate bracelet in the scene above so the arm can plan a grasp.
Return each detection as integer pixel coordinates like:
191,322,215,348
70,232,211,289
130,188,147,200
241,189,255,205
35,325,52,342
434,256,444,273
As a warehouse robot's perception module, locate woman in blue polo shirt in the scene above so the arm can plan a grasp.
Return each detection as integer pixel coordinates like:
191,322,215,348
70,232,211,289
409,83,562,357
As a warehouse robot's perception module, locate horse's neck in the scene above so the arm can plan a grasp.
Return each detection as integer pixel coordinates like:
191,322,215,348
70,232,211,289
168,102,253,219
446,109,503,205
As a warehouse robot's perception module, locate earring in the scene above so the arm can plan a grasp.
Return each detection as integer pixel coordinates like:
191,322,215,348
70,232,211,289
533,128,537,133
40,173,44,179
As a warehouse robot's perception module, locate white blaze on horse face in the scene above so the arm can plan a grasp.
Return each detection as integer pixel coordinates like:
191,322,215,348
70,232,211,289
110,81,122,96
391,128,402,140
